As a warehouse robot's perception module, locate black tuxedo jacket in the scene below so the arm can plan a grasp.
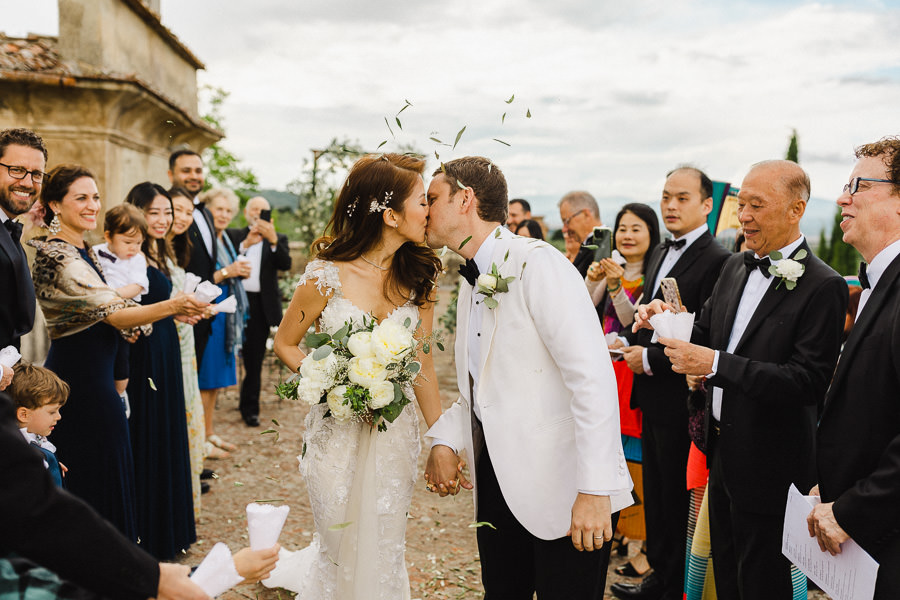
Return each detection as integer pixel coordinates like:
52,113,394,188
186,205,217,281
0,392,158,599
695,241,847,514
627,231,731,423
817,251,900,595
572,233,595,278
226,227,292,326
0,220,35,349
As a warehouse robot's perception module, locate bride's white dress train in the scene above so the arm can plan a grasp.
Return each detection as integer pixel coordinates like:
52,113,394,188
264,259,420,599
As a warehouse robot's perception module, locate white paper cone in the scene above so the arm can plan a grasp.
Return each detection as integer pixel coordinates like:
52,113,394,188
194,280,222,303
611,249,627,266
0,345,21,368
189,542,243,598
649,310,695,343
247,503,290,550
211,295,237,314
183,272,201,294
262,543,318,592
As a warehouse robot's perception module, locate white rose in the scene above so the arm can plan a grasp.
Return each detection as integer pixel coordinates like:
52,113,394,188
326,385,354,422
347,331,376,358
300,350,336,382
370,320,414,365
296,378,324,406
476,273,498,292
348,356,388,387
368,380,395,410
777,259,804,281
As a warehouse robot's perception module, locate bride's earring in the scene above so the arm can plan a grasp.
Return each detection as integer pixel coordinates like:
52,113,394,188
48,212,61,235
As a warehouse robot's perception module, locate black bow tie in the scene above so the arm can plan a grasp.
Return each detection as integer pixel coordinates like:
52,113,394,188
3,219,22,242
858,262,870,290
98,249,118,263
743,252,772,278
663,238,686,251
458,259,480,286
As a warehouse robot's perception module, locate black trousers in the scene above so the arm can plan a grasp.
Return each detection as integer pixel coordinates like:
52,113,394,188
707,446,793,599
475,437,617,599
239,293,268,419
193,318,211,368
640,420,691,600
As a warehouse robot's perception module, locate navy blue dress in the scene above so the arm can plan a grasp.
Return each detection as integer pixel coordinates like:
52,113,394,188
45,248,138,541
127,265,196,560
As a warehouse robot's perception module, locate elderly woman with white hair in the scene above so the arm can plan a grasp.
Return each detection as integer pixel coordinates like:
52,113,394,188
197,187,249,458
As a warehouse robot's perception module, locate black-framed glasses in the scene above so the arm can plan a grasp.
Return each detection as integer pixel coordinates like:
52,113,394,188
0,162,45,184
561,208,588,227
843,177,897,195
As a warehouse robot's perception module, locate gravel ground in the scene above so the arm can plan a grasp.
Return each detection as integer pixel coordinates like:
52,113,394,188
177,288,828,599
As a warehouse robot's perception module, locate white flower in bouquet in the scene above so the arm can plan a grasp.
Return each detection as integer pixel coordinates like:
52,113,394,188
299,350,345,389
348,356,389,387
370,320,415,364
476,273,498,293
347,331,376,358
327,385,354,422
368,380,395,410
295,377,325,406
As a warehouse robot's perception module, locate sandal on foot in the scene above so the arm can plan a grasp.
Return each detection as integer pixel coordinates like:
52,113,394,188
207,434,237,452
205,441,230,460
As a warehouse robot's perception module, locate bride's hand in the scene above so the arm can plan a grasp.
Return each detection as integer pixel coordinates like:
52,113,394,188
425,445,471,497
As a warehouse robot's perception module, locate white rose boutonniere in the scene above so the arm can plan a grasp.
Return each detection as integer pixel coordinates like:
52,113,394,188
476,262,516,309
768,249,807,290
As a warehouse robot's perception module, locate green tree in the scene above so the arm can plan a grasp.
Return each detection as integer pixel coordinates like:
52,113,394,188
199,85,259,200
785,129,799,163
817,206,862,276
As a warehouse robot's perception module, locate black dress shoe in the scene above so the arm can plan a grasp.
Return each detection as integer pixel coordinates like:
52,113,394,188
610,572,663,600
200,468,215,480
242,414,260,427
201,482,210,494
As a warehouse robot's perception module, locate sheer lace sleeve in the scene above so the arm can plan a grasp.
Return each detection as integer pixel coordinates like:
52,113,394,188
297,259,342,298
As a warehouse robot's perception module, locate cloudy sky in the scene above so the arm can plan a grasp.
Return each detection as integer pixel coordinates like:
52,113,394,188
6,0,900,231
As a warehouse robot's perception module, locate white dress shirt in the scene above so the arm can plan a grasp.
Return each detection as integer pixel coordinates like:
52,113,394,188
94,243,149,301
240,240,264,293
710,235,806,420
193,200,214,257
856,239,900,321
467,230,501,422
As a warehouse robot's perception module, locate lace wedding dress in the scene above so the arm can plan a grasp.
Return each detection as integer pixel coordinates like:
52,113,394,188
265,259,420,599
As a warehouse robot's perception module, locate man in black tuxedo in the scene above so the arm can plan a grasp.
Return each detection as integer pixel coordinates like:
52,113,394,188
168,149,217,364
808,138,900,598
0,128,46,390
0,391,208,599
226,197,292,427
636,160,847,598
611,167,730,600
558,190,603,277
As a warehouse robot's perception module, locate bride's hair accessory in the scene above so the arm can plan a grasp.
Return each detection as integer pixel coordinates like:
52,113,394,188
368,191,393,214
347,196,360,218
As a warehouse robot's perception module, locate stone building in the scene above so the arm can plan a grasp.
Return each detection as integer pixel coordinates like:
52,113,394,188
0,0,221,216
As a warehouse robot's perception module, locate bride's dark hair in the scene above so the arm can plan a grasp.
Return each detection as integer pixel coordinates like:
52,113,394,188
313,153,440,306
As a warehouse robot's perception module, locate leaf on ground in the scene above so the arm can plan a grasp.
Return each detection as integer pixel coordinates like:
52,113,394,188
234,482,244,487
452,126,466,150
271,418,280,426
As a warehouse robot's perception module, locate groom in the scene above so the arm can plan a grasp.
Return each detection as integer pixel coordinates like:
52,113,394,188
424,156,633,599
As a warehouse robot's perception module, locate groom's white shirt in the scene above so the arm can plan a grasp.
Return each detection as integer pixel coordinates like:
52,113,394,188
427,227,633,540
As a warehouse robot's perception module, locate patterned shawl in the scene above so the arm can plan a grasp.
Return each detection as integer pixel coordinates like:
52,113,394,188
28,237,151,340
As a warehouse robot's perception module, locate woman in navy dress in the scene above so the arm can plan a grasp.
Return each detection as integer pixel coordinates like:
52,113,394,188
29,166,206,541
125,182,202,560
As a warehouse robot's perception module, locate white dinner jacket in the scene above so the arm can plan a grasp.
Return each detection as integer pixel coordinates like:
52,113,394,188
427,229,633,540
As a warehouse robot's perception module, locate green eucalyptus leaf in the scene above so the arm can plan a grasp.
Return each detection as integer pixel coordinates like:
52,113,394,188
334,323,350,340
769,250,783,261
768,266,779,277
423,342,430,354
312,344,333,360
395,117,402,130
484,297,499,309
403,317,412,328
794,249,808,260
376,140,387,150
504,249,510,261
505,94,515,104
493,138,511,146
436,341,445,351
305,331,331,347
406,362,421,375
453,126,466,150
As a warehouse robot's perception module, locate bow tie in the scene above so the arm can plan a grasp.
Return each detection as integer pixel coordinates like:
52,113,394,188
743,252,772,278
3,219,22,242
458,259,480,286
98,249,118,263
858,262,870,290
663,238,686,251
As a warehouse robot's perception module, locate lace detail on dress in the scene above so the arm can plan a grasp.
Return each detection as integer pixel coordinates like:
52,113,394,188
270,258,418,599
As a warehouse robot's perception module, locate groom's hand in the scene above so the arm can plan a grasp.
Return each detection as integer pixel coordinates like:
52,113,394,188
425,445,472,497
567,493,612,552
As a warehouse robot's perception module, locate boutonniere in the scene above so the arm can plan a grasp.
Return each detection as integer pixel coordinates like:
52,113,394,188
768,249,807,290
476,260,515,309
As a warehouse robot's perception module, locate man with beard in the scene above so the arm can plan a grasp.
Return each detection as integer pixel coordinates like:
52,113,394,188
0,128,47,390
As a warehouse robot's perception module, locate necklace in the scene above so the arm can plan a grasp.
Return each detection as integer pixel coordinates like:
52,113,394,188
360,254,389,271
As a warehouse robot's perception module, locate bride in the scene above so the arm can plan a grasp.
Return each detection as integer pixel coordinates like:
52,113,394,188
271,153,444,598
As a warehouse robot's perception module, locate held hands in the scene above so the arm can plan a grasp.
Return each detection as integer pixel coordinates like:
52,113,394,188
424,445,472,497
658,337,715,376
171,292,209,322
632,299,675,333
568,494,612,552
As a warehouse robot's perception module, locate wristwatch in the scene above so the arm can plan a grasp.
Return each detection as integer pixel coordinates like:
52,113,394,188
220,267,228,279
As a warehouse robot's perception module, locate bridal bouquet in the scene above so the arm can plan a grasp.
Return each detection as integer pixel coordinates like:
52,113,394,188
276,317,439,432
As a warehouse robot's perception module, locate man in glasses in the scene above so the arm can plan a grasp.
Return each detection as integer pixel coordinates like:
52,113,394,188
558,190,603,277
808,137,900,598
0,128,47,390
